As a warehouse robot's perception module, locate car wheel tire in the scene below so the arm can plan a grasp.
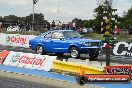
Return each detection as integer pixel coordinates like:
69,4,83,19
76,76,86,85
36,45,45,55
70,47,80,58
89,50,99,60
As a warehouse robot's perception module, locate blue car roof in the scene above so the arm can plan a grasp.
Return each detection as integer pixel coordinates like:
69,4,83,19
40,30,74,35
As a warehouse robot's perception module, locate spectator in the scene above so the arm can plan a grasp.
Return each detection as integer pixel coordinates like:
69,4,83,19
113,26,119,35
19,22,22,31
0,22,2,32
51,20,55,29
122,26,126,35
46,24,50,30
58,21,61,26
69,22,73,30
57,21,62,29
72,22,76,31
66,22,70,30
62,22,65,30
92,26,95,34
128,25,132,35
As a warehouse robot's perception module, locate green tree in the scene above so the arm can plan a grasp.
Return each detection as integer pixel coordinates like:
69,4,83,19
0,16,3,21
25,13,45,25
118,17,124,29
83,19,94,28
94,5,104,33
72,18,84,28
124,7,132,28
94,0,117,34
125,7,132,18
1,13,50,31
3,15,19,21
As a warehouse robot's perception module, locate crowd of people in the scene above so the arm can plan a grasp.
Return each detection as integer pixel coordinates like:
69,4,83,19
49,20,76,31
121,25,132,35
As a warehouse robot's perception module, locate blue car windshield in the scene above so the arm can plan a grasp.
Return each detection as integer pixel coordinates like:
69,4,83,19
63,31,82,38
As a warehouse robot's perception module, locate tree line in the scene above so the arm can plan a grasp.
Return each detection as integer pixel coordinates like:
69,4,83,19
0,13,50,31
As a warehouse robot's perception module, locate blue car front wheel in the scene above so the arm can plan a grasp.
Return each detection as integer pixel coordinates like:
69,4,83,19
70,47,80,59
89,50,99,60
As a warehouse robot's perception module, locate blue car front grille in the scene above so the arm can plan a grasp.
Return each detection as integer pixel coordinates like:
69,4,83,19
91,42,99,46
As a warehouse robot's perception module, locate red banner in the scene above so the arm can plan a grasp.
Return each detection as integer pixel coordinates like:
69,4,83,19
104,66,132,79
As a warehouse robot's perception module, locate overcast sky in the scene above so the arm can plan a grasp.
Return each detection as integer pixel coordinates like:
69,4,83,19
0,0,131,23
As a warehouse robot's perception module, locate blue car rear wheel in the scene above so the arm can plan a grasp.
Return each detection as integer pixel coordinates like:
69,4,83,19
36,45,45,55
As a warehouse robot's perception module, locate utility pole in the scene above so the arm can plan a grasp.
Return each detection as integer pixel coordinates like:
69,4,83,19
32,0,35,31
58,0,59,21
32,0,38,31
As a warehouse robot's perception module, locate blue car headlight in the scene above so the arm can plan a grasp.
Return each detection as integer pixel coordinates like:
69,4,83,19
82,42,92,46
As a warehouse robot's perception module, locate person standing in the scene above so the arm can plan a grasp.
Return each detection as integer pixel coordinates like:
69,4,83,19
113,25,119,35
72,22,76,31
66,22,70,30
122,26,126,35
128,25,132,35
0,22,2,32
58,21,62,29
51,20,55,29
62,22,65,30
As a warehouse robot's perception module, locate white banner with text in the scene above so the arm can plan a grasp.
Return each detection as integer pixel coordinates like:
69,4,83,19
3,51,57,71
0,33,36,48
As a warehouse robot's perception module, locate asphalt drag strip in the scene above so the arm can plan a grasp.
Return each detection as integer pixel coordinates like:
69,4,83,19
0,70,100,88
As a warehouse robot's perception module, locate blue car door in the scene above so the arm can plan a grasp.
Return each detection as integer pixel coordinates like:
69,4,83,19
41,32,53,52
50,32,68,53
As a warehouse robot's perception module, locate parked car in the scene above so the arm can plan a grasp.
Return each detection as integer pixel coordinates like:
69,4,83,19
80,28,93,34
6,26,19,31
29,30,102,59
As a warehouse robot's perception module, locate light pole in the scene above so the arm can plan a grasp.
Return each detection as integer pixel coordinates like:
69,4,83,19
32,0,35,31
57,0,60,21
32,0,38,31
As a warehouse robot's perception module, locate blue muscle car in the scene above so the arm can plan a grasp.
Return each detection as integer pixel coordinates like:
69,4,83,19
29,30,102,59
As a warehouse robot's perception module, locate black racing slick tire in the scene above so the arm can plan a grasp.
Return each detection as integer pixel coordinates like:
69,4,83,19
89,50,99,60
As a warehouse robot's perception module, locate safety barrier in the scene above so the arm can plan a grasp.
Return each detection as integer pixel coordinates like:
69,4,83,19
51,60,104,74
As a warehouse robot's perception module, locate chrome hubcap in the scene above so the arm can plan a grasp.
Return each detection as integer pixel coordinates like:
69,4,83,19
71,48,78,58
37,46,43,54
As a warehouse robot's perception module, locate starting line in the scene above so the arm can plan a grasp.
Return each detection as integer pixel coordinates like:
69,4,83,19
0,64,131,88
